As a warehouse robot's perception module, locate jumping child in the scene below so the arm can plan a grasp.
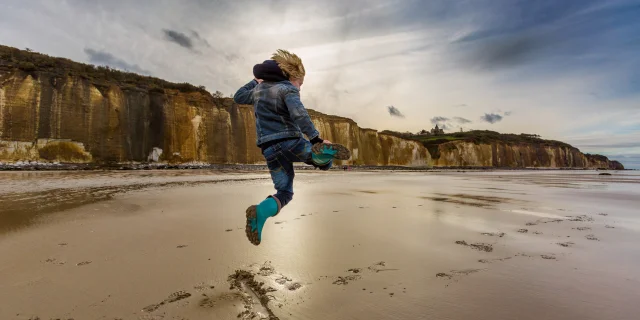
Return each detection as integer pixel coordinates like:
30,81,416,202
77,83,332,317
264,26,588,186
233,49,350,246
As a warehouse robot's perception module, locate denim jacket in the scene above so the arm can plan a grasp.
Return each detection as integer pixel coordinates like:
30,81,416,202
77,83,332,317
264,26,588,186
233,79,320,146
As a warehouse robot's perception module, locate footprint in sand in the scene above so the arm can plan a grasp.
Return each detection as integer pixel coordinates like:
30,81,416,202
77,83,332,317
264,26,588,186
517,229,528,233
368,261,399,273
225,229,233,232
586,234,600,241
333,275,362,285
481,232,505,237
44,258,66,266
323,262,398,286
287,283,303,291
605,225,615,229
479,256,512,264
455,240,493,252
227,269,280,319
193,282,215,292
568,215,594,222
557,242,574,247
436,269,484,286
257,261,275,276
275,275,292,285
198,292,244,309
143,291,192,312
76,261,92,266
176,244,188,248
541,255,557,260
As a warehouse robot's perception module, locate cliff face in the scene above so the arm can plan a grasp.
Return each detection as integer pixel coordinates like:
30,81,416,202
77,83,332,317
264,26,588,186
0,43,623,169
0,69,429,166
432,141,623,169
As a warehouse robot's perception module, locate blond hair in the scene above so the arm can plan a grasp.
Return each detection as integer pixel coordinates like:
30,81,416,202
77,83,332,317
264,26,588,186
271,49,305,80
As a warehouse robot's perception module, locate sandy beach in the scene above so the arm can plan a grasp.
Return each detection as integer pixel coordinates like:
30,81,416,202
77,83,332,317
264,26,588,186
1,169,639,320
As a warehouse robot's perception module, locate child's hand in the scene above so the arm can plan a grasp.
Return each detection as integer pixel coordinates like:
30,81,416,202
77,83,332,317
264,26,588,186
323,140,332,144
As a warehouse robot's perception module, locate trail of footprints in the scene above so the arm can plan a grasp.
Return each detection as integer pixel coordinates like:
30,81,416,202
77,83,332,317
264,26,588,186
32,205,618,319
436,211,617,286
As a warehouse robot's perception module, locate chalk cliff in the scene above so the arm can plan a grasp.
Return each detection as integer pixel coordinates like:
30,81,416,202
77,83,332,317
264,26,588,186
0,67,428,166
430,141,623,169
0,45,622,169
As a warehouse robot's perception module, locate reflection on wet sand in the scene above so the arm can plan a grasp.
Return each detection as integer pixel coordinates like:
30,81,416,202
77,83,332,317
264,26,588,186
0,171,268,234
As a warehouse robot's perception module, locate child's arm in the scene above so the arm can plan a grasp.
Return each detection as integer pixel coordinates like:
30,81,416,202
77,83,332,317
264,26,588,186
284,89,323,143
233,79,259,105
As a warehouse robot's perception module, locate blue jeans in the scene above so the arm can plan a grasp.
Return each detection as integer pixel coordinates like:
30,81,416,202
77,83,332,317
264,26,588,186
262,138,332,208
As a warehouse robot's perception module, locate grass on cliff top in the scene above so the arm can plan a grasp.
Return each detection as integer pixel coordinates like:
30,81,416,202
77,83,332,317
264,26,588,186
0,45,213,95
381,130,574,149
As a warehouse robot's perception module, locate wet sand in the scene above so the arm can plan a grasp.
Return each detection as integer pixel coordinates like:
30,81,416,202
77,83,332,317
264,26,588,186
1,170,639,319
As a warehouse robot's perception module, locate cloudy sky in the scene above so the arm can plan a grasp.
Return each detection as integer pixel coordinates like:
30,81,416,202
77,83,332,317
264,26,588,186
1,0,639,168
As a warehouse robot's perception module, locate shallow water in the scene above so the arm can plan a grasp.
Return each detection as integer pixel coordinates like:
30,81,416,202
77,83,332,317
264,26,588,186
1,170,639,319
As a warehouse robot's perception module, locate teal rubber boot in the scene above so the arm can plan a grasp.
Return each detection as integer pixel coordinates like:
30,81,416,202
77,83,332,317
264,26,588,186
245,197,279,245
311,143,351,166
311,144,338,165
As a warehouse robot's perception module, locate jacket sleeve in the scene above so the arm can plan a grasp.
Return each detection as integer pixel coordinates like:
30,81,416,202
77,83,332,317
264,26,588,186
283,88,320,141
233,79,258,105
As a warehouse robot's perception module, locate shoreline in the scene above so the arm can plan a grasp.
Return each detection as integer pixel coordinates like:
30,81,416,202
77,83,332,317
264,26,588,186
0,162,630,172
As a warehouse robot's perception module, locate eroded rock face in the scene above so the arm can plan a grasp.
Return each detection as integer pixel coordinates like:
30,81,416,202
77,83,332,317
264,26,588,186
0,70,430,166
432,140,623,169
0,65,622,169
